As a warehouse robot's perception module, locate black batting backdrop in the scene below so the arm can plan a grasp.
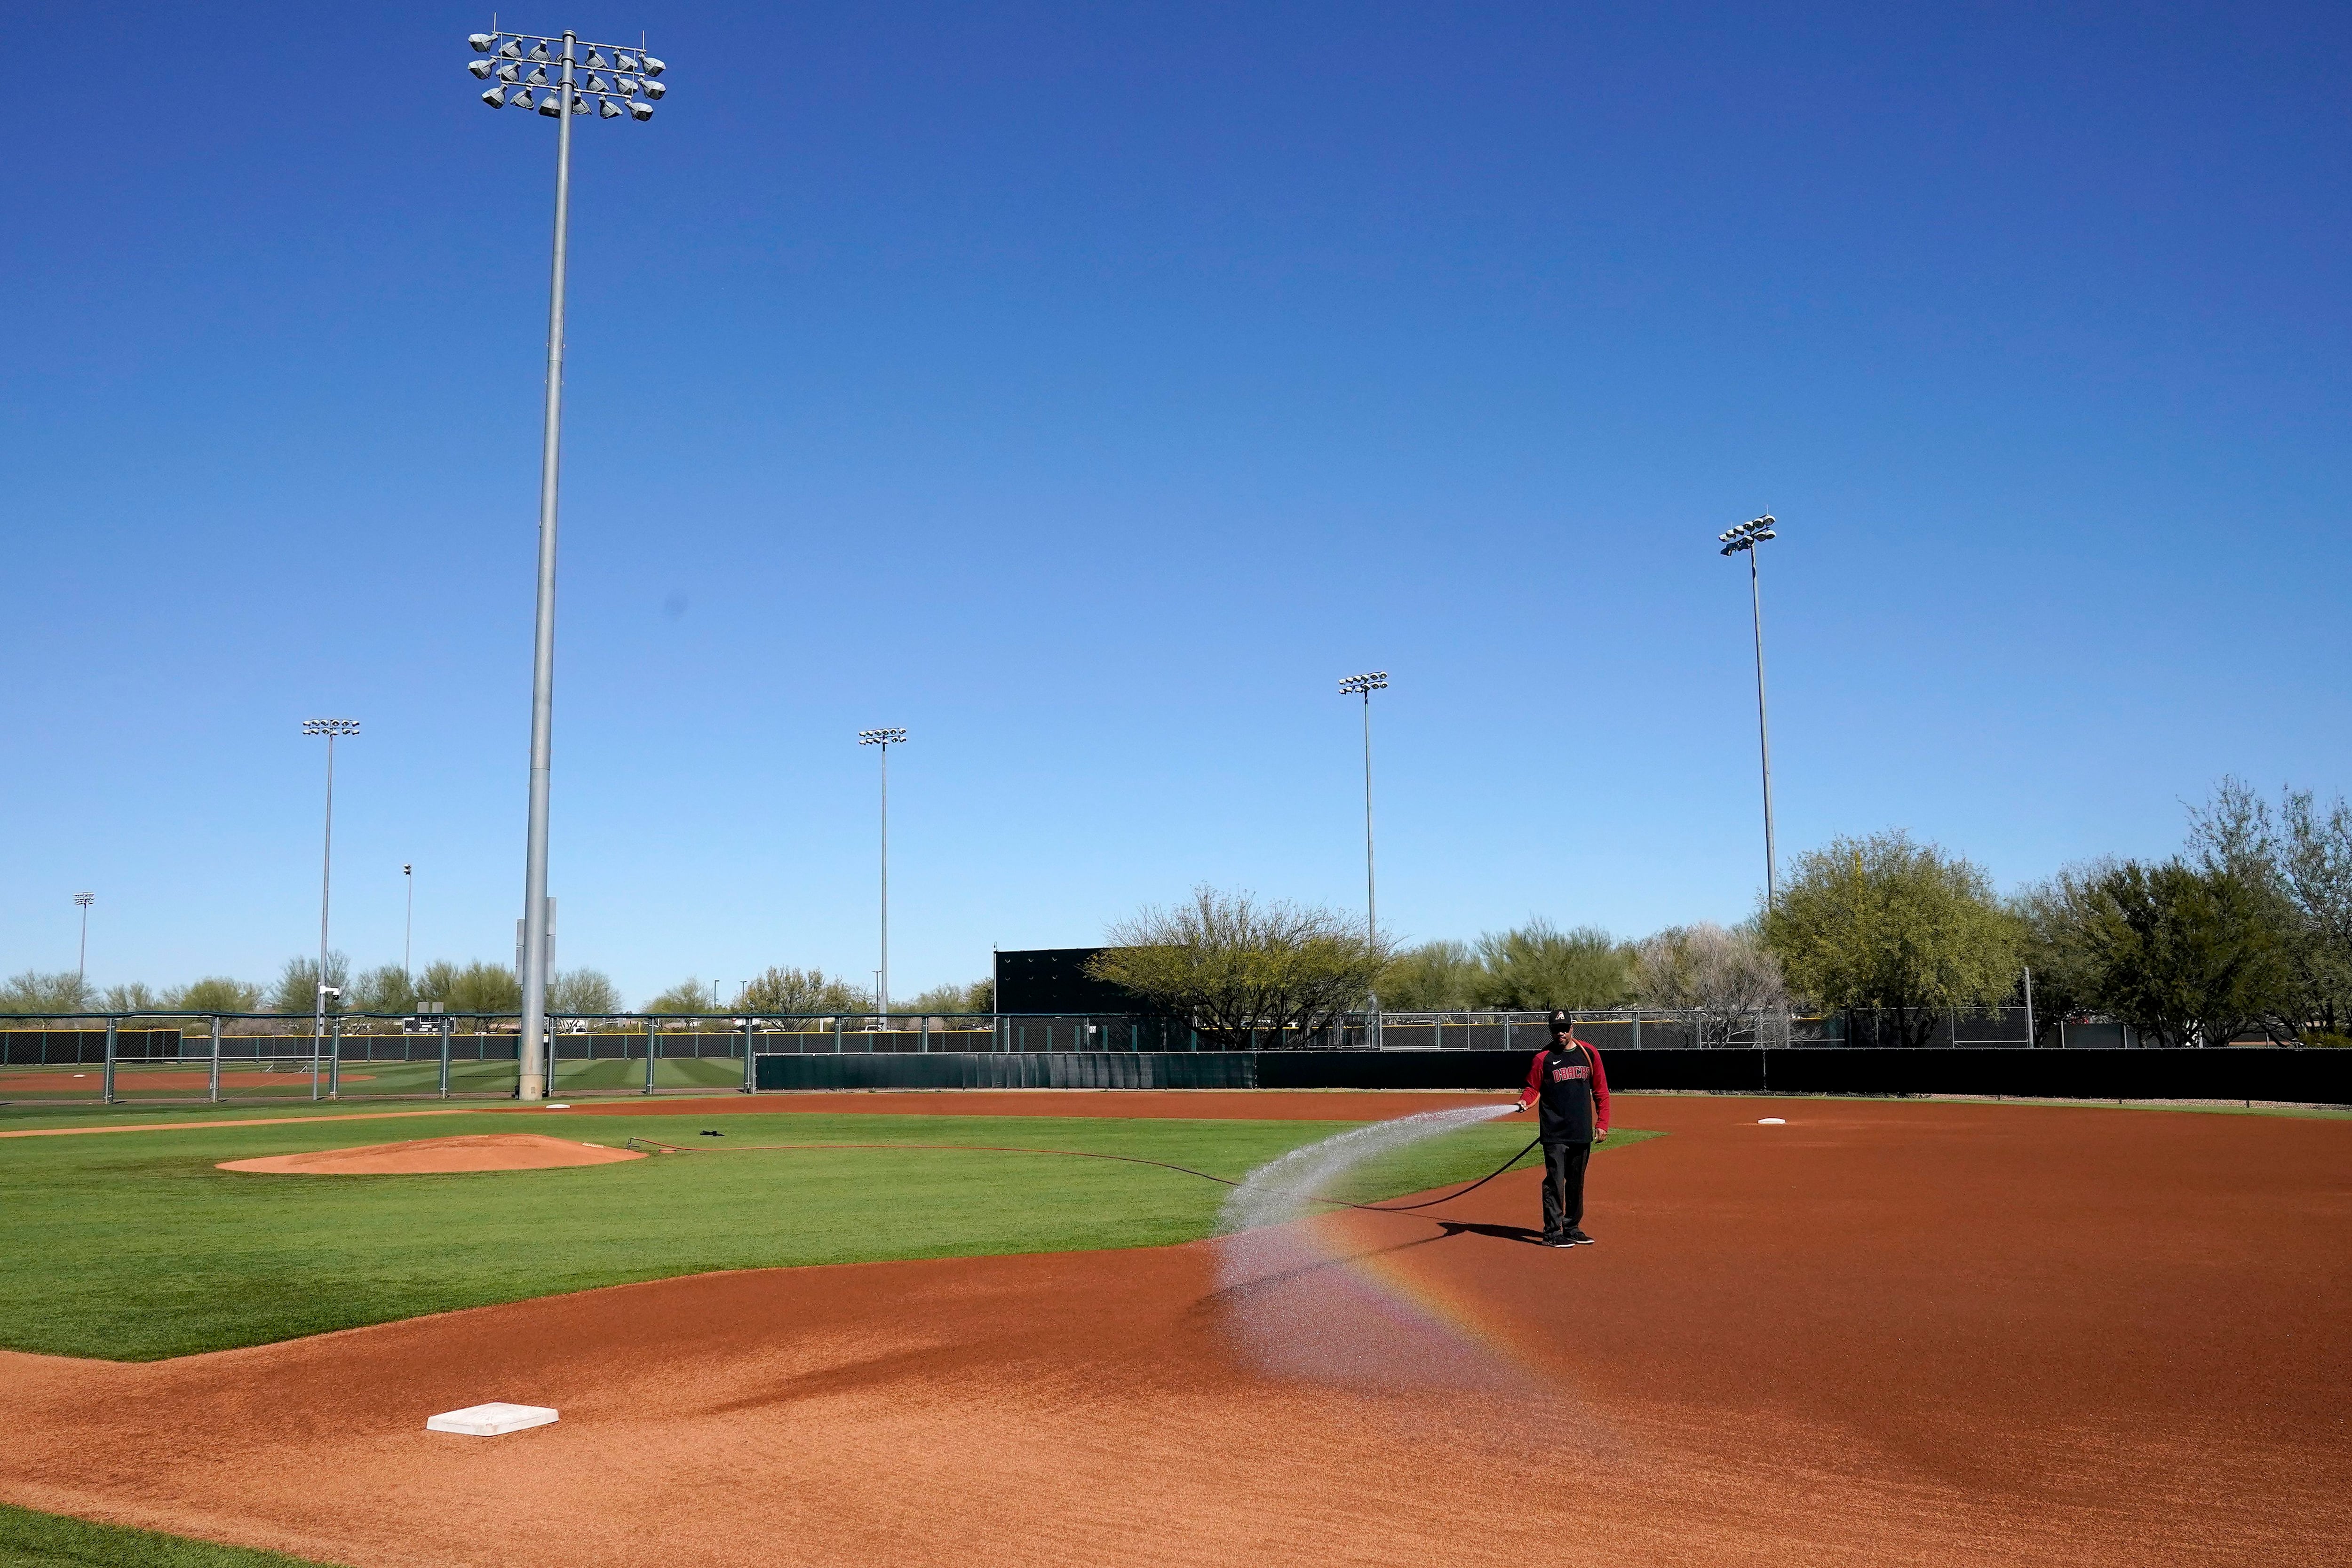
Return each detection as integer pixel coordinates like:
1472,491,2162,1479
993,947,1154,1015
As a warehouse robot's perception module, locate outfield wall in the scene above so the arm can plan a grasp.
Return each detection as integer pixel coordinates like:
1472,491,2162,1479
756,1048,2352,1104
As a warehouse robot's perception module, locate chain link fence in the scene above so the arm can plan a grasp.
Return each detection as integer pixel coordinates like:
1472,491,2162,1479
0,1003,2181,1106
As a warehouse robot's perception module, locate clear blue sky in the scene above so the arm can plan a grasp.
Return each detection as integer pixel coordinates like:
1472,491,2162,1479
5,2,2346,1005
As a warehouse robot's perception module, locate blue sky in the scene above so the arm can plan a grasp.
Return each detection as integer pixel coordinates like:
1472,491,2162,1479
4,1,2346,1005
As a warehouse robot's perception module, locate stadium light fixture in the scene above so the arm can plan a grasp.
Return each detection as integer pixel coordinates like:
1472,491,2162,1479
1717,515,1780,906
302,719,359,1098
1336,672,1389,948
74,891,95,989
461,24,671,1100
858,729,908,1015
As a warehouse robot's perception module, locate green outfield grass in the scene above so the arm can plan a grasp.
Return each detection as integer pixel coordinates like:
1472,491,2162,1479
0,1503,340,1568
0,1109,1661,1361
0,1052,746,1106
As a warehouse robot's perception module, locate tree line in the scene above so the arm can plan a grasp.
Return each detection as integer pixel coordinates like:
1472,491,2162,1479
1091,779,2352,1049
8,776,2339,1043
0,957,995,1019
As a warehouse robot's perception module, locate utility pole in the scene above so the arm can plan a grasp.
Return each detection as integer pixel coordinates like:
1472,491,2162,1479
403,864,414,988
1717,515,1780,906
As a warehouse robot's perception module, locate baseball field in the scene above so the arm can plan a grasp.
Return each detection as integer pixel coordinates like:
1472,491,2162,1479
0,1089,2343,1567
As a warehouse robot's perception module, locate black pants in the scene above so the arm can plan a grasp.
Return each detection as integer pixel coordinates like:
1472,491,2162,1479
1541,1139,1591,1239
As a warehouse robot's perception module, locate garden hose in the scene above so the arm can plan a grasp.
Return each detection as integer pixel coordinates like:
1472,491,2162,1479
619,1132,1545,1215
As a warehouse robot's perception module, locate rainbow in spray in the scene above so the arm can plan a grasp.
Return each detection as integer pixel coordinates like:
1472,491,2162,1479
1213,1105,1538,1390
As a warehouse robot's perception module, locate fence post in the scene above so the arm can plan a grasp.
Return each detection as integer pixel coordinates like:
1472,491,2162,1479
834,1016,843,1054
1629,1009,1639,1051
742,1016,755,1094
310,1014,323,1101
644,1017,657,1094
102,1018,117,1104
209,1016,222,1103
329,1015,342,1099
439,1017,452,1098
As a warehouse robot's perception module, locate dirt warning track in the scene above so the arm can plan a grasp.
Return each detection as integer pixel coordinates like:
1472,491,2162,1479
0,1096,2342,1567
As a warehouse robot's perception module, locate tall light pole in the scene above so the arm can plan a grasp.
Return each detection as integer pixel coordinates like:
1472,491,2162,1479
858,729,907,1015
1718,515,1780,906
465,27,668,1100
1337,673,1388,943
73,892,94,994
402,864,414,989
303,720,359,1063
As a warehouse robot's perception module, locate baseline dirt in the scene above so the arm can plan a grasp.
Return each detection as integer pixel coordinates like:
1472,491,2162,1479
549,1089,1520,1121
0,1097,2342,1567
217,1133,644,1175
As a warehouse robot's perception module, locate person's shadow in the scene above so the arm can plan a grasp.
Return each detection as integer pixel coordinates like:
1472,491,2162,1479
1431,1220,1549,1247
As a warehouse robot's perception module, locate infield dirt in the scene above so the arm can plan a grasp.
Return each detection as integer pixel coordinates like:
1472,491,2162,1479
0,1094,2341,1567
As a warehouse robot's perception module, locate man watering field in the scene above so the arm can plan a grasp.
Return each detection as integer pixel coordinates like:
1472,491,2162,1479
1512,1009,1611,1247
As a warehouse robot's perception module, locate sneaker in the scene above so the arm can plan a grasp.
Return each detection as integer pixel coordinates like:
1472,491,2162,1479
1542,1235,1572,1248
1565,1229,1596,1245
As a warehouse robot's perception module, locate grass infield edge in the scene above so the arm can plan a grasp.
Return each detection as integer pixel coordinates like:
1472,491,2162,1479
0,1502,343,1568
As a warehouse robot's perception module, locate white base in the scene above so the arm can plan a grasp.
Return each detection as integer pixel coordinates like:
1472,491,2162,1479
1757,1117,1787,1125
426,1402,559,1436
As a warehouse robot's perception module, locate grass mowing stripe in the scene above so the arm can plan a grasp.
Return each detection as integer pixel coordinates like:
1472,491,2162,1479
0,1503,342,1568
0,1111,1660,1361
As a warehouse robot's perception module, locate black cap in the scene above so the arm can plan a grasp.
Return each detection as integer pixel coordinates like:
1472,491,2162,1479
1548,1009,1572,1032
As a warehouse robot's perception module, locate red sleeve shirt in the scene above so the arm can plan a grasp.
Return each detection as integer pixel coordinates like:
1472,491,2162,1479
1517,1038,1610,1134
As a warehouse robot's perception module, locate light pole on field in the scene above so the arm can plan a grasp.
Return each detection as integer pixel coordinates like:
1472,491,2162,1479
73,892,94,992
1718,515,1780,907
402,863,414,987
858,729,907,1015
463,25,669,1100
1339,672,1388,1043
1337,673,1388,943
303,720,359,1075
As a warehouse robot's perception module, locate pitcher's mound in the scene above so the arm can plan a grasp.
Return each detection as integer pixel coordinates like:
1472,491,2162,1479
219,1133,646,1176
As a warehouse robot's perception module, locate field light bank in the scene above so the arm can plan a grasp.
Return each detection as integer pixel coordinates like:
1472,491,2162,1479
1337,671,1388,697
468,27,665,119
1717,515,1777,555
